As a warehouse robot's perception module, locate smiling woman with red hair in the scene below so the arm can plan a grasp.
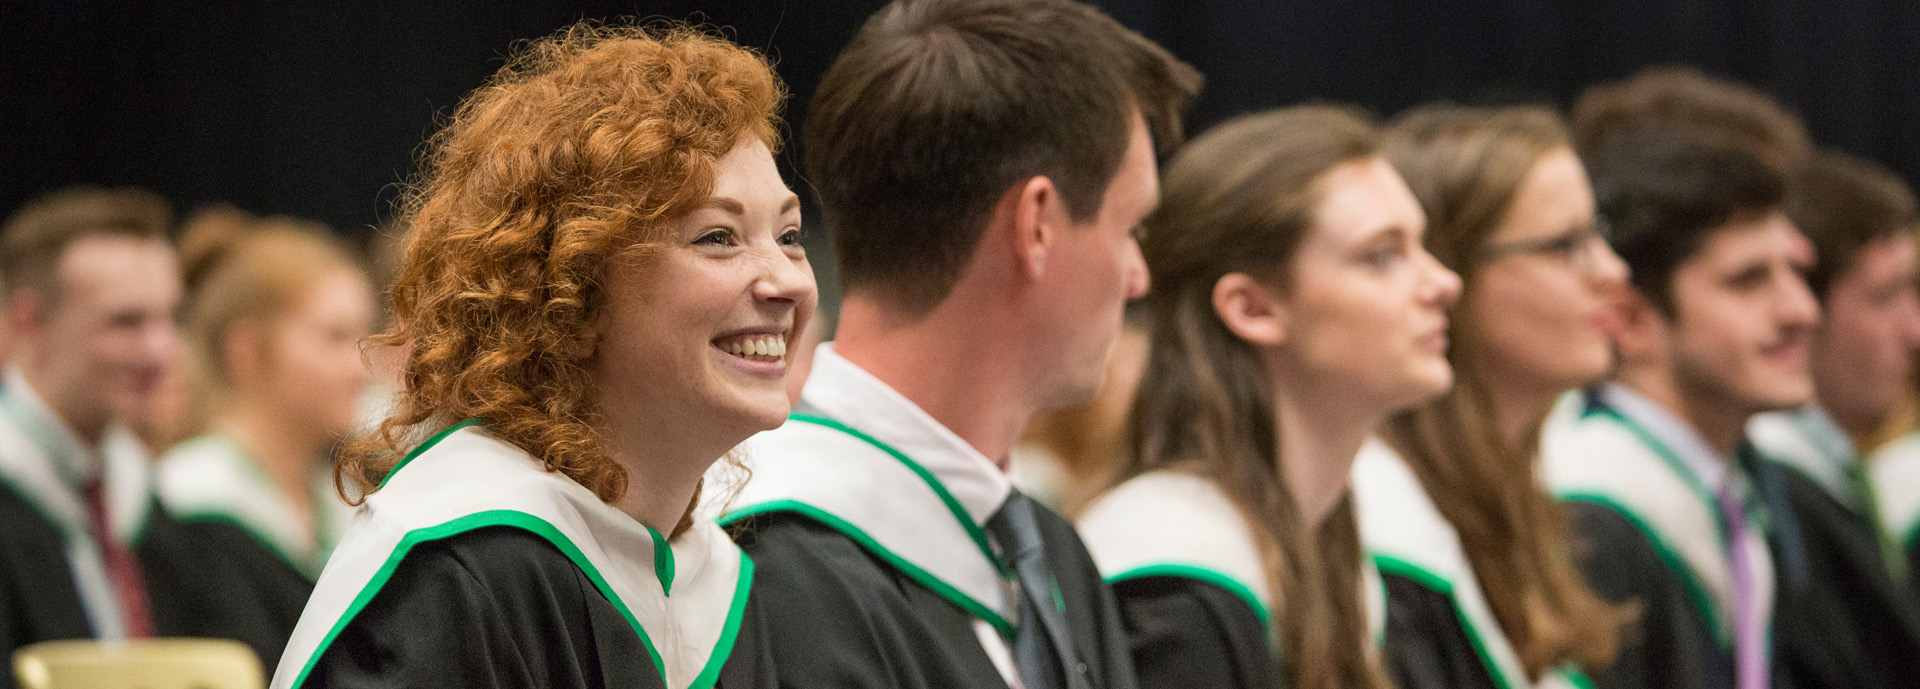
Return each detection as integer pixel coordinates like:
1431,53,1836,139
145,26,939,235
270,21,814,689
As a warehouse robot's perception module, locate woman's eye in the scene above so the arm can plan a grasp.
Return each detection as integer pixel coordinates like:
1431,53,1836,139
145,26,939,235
694,229,733,246
1363,246,1402,268
778,228,803,246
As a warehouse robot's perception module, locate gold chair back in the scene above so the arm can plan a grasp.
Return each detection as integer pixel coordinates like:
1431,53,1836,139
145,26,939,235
12,638,264,689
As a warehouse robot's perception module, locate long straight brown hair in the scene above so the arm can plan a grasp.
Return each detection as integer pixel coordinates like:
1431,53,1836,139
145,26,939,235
1116,105,1392,689
1378,104,1630,677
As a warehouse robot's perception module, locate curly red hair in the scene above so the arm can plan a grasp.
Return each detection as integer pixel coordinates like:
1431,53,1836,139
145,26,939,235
340,22,785,505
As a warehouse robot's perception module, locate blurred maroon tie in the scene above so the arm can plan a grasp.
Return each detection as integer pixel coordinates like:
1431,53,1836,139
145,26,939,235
83,478,153,638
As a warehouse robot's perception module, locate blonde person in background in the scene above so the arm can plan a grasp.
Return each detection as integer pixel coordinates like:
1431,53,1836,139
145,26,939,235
1077,106,1461,689
1353,104,1631,689
155,206,375,670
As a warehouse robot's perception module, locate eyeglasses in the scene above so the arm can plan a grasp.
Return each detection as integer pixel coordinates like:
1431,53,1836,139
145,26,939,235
1476,216,1612,273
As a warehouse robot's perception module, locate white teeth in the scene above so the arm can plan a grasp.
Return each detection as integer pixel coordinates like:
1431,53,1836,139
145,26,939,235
716,334,788,360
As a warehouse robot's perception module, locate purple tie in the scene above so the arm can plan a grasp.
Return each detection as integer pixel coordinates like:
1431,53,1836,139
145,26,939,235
1716,483,1765,689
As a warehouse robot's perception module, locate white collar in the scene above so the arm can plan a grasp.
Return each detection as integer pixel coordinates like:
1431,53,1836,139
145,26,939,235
1,367,102,487
274,423,752,689
1749,405,1860,507
799,344,1013,523
1596,382,1741,495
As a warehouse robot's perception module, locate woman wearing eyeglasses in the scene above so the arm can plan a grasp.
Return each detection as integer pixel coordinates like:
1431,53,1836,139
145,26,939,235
1352,104,1634,689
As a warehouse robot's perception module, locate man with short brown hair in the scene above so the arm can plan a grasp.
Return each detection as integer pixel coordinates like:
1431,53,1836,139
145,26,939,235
718,1,1199,687
0,187,276,681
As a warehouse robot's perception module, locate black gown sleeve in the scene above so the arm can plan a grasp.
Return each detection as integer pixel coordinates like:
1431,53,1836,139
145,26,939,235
139,515,313,670
1378,572,1500,689
1108,575,1272,689
1564,501,1725,689
730,512,1009,689
1770,471,1920,689
0,486,91,689
299,526,664,689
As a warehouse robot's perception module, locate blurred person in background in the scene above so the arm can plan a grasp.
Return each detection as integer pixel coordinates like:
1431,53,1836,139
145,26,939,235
1541,125,1813,689
1078,106,1461,689
0,186,274,680
154,206,376,669
1354,104,1631,689
1744,150,1920,689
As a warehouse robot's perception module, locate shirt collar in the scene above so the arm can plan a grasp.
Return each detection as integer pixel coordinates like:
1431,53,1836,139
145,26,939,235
1596,382,1742,494
1,366,102,488
799,343,1013,525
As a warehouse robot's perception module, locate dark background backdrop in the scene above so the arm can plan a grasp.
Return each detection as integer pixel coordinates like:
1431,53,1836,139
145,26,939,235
5,0,1916,291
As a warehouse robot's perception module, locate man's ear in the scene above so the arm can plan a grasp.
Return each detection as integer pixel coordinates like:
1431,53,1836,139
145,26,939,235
993,175,1065,282
1610,285,1670,360
7,289,49,349
1213,272,1289,346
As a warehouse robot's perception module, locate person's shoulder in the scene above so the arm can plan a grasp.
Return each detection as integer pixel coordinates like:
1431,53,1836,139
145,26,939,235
728,510,893,586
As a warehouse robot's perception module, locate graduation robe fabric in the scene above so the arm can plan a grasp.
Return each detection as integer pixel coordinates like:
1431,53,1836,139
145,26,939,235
1351,440,1592,689
1076,470,1388,689
1541,390,1783,689
718,412,1139,689
154,434,358,669
0,376,296,684
271,420,764,689
1872,432,1920,600
1749,409,1920,689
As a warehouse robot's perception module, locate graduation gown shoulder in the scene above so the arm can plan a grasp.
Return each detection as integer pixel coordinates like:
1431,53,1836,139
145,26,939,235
726,499,1136,689
718,412,1137,689
272,422,761,689
1351,440,1587,689
304,525,773,689
1762,458,1920,689
1077,471,1278,689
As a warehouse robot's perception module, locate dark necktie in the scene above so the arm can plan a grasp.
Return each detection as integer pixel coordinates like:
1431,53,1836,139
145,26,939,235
985,491,1090,689
83,478,153,638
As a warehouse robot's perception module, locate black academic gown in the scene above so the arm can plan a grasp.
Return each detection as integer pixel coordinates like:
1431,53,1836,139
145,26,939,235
1378,574,1503,689
169,520,314,668
1565,500,1734,689
304,526,773,689
1767,468,1920,689
1108,575,1273,689
730,508,1137,689
275,422,765,689
0,485,294,688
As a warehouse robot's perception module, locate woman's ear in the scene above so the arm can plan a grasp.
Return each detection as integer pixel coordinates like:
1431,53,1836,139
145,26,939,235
568,312,603,360
222,322,267,389
1212,272,1288,346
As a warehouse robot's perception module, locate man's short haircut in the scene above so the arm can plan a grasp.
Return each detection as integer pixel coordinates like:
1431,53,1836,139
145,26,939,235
805,0,1201,314
1789,150,1920,300
1571,66,1811,174
1587,129,1787,313
1,186,173,301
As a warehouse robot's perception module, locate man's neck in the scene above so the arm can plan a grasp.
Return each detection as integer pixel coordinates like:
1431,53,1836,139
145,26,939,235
832,296,1032,469
18,365,106,447
1612,365,1748,458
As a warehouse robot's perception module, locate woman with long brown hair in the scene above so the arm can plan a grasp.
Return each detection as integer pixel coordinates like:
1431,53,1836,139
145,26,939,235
269,22,813,689
1352,104,1634,689
1077,105,1461,689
